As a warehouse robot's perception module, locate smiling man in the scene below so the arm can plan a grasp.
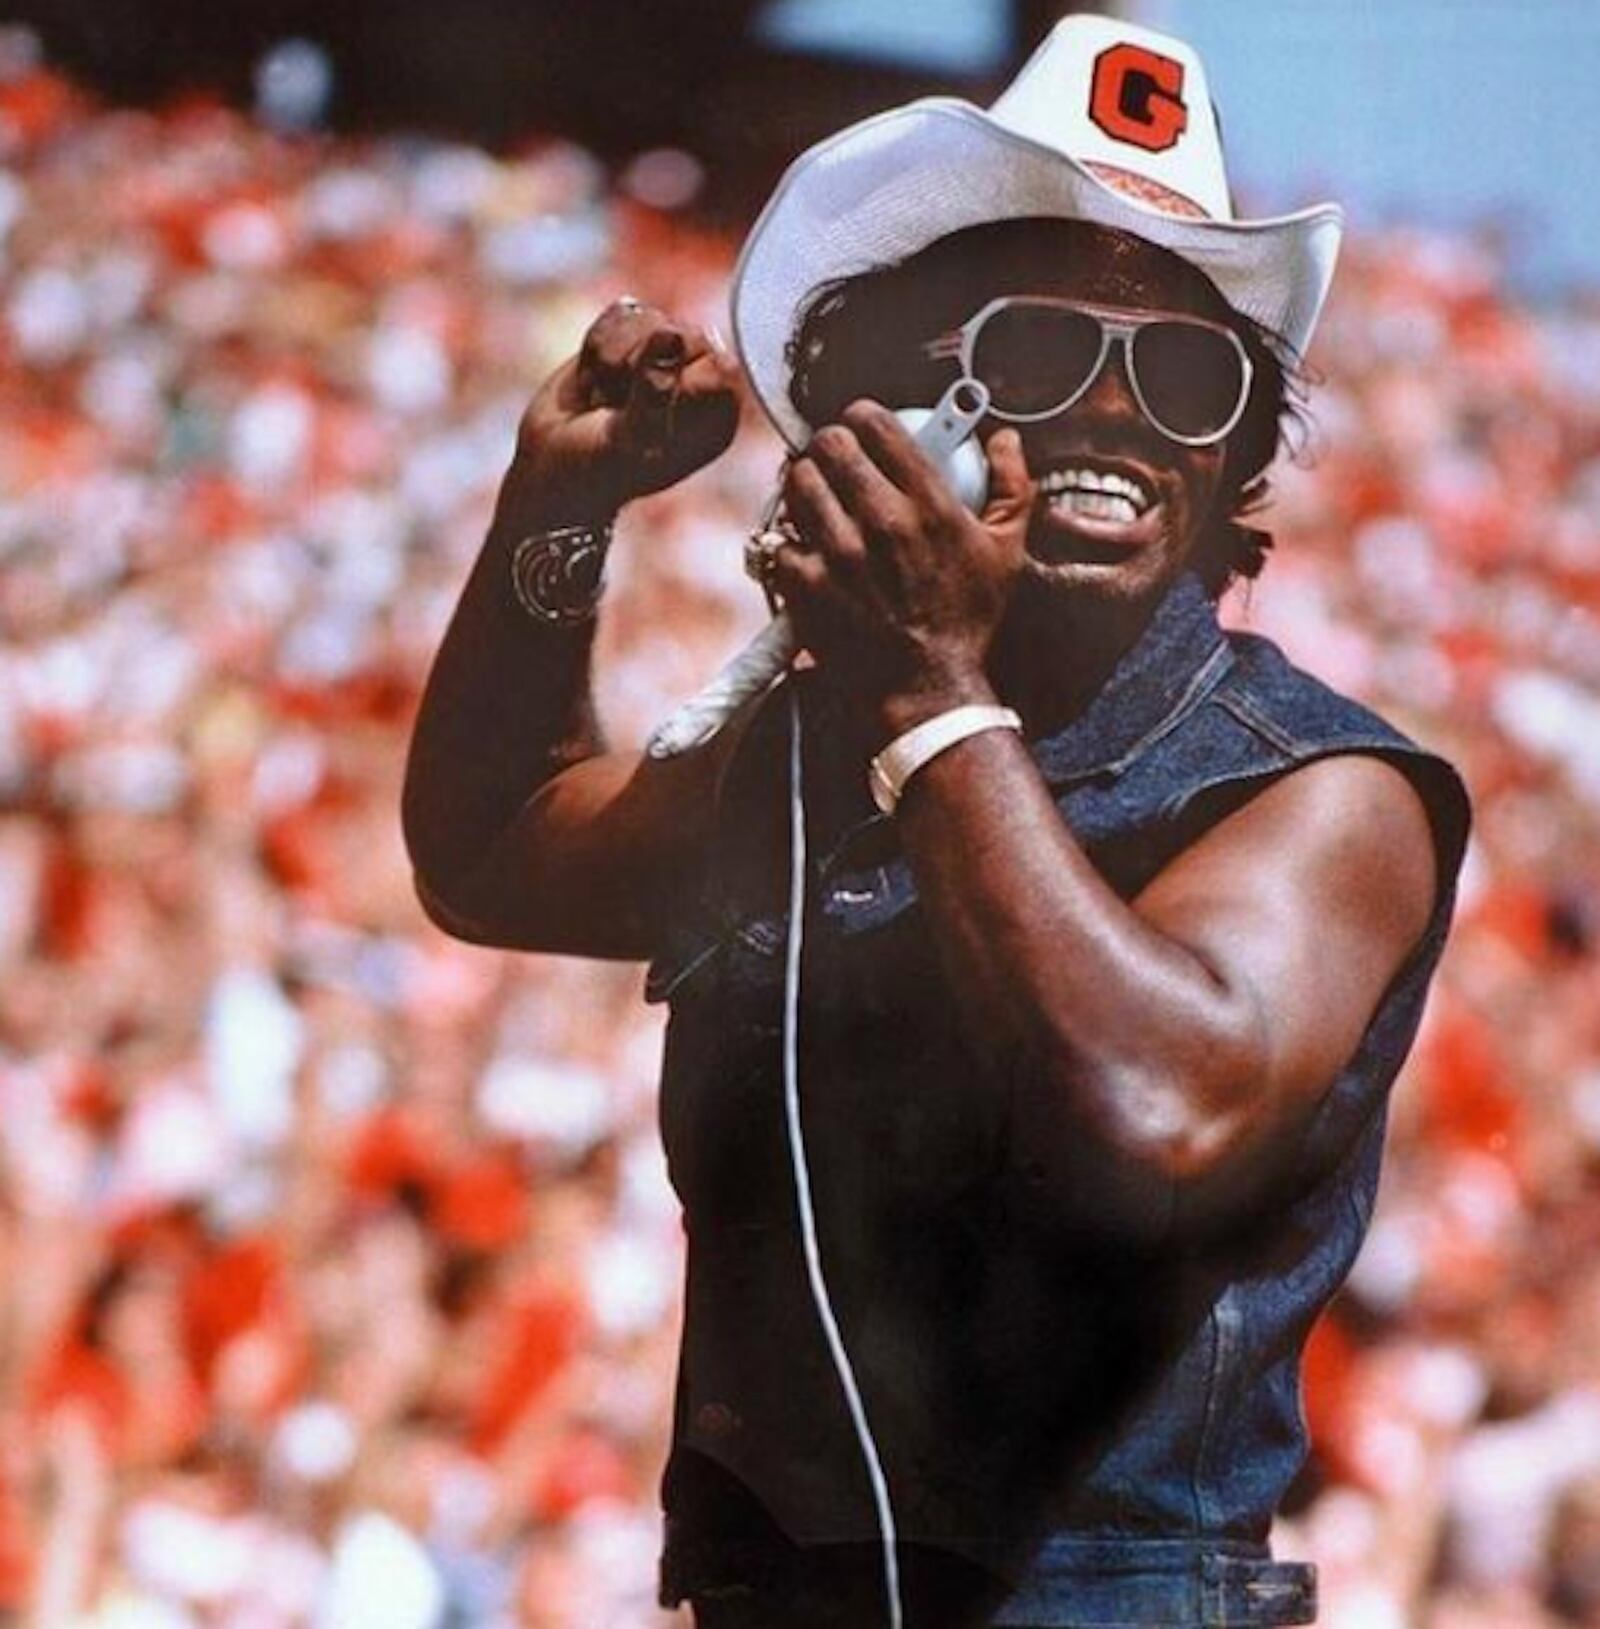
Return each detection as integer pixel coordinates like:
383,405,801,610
403,17,1470,1628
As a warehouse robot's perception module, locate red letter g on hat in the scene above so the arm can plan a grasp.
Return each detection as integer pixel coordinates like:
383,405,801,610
1090,44,1188,153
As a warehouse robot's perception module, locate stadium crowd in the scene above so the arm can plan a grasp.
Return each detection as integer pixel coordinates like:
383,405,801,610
0,26,1598,1629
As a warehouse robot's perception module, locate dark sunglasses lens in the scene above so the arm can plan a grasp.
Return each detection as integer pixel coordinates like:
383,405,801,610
971,305,1102,417
1131,321,1247,439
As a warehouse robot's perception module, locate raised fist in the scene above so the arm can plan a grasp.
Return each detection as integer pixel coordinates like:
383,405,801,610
500,298,742,528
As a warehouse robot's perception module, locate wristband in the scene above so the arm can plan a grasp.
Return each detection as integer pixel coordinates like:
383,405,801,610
510,521,614,625
868,704,1022,815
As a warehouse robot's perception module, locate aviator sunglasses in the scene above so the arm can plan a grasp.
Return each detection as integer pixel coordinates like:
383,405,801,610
923,297,1255,447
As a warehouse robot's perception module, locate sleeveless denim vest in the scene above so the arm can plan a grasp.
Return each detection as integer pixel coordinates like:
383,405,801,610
650,573,1470,1628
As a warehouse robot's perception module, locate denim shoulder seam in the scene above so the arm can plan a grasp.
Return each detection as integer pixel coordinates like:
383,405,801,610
1211,685,1303,756
1100,642,1237,778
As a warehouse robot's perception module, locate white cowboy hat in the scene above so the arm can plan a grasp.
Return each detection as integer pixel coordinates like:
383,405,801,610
730,13,1344,449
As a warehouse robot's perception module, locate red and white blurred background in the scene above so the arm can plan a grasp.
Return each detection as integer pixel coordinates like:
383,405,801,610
1,6,1598,1626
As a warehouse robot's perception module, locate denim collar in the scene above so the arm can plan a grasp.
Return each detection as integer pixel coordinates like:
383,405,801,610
1029,571,1232,788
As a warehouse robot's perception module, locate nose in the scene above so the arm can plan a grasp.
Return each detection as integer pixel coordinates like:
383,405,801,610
1001,336,1146,464
1072,335,1143,424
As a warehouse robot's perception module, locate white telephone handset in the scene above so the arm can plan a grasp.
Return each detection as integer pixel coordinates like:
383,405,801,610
891,376,991,512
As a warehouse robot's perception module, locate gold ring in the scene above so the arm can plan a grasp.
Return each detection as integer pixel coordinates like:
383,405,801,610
744,524,794,587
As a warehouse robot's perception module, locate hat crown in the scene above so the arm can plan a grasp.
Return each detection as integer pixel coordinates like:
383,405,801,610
988,15,1231,223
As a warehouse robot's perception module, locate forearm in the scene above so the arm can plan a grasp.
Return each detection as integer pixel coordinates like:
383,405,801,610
405,300,741,936
882,691,1268,1232
402,487,608,914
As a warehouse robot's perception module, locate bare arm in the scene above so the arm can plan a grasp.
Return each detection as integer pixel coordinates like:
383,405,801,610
890,736,1436,1242
402,300,741,956
773,400,1439,1245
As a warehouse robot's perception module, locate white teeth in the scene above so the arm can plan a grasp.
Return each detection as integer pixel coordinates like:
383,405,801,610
1037,466,1152,514
1053,490,1139,524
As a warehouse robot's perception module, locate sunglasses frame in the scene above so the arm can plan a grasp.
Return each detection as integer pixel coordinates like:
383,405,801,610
924,297,1255,448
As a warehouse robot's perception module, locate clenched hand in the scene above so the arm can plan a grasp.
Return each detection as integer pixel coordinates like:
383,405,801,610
496,298,742,530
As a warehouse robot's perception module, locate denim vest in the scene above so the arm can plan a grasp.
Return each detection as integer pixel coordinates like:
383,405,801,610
651,573,1470,1628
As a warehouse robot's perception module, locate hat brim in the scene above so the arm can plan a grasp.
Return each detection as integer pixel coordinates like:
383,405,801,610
731,99,1343,448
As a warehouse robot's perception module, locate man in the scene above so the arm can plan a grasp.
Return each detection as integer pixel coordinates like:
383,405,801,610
404,17,1469,1627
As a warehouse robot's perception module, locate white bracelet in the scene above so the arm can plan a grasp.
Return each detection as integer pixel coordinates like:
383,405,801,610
867,704,1022,815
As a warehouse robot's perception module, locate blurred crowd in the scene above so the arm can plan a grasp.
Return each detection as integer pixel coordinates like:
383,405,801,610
0,26,1597,1629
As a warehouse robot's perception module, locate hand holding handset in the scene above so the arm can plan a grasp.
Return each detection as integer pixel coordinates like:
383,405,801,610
646,378,992,758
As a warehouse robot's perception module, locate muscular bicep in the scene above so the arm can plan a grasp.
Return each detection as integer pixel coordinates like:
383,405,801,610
1129,753,1439,1206
420,743,724,959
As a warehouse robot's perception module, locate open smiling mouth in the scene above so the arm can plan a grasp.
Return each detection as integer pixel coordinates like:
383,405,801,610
1029,462,1163,565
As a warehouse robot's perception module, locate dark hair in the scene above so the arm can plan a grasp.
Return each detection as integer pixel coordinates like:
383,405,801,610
785,219,1311,594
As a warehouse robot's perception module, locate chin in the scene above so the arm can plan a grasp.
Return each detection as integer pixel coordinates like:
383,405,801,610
1017,538,1188,617
1021,482,1198,596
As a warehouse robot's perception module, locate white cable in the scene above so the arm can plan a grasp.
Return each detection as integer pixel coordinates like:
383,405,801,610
781,687,903,1629
646,613,798,758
